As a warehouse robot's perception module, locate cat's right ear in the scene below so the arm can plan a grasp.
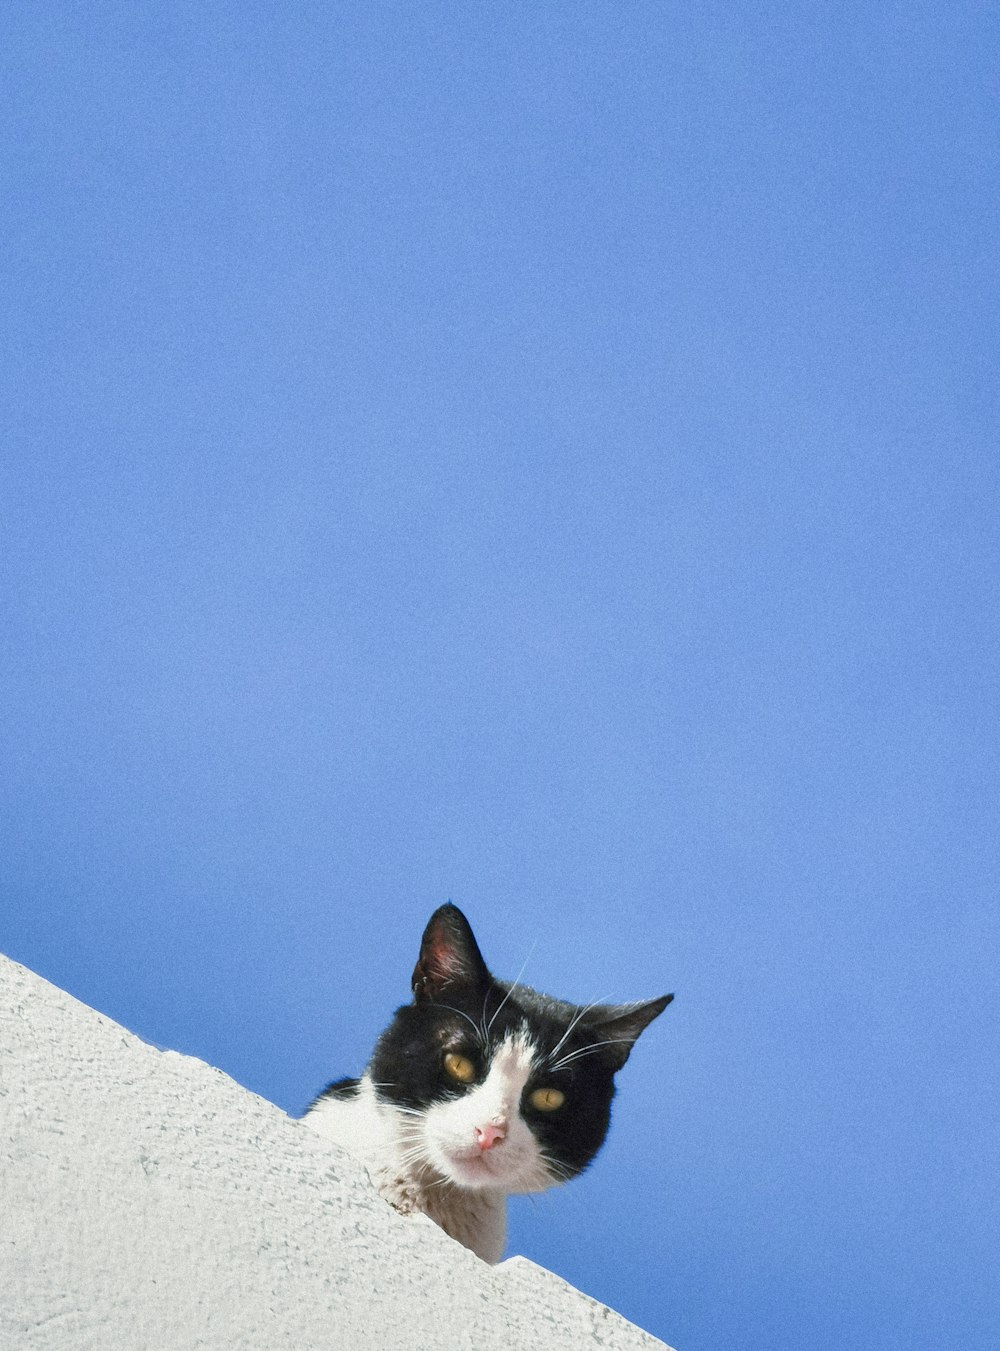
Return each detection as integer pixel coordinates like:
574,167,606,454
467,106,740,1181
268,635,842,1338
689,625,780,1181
412,904,491,1002
588,994,674,1070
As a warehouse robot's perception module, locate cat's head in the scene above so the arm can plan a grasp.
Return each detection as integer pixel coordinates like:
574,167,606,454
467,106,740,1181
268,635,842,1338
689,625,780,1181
368,903,672,1196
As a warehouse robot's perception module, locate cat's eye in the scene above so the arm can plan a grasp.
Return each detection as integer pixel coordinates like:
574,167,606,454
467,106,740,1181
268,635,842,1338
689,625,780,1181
529,1087,565,1112
443,1052,477,1083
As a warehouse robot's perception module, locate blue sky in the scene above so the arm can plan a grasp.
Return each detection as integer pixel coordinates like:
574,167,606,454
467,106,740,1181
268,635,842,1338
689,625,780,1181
2,4,997,1348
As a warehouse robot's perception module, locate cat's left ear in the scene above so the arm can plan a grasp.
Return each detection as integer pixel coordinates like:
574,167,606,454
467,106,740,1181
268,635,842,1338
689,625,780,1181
412,904,491,1002
588,994,673,1070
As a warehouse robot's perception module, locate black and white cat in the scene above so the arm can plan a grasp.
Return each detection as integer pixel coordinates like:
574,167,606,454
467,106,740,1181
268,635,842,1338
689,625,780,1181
303,904,671,1263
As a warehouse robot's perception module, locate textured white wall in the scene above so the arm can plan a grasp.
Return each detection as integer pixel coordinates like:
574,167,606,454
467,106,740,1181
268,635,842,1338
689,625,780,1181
0,953,672,1351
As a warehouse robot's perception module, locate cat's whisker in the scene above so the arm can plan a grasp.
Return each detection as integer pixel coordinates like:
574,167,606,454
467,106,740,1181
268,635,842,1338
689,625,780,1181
422,1173,458,1192
549,1036,635,1072
396,1148,433,1169
548,1044,603,1071
436,1003,485,1046
394,1141,439,1172
485,943,537,1039
546,996,610,1064
476,986,496,1047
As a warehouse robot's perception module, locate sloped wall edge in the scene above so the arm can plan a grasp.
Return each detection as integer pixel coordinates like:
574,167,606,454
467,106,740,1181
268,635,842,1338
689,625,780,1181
1,952,672,1351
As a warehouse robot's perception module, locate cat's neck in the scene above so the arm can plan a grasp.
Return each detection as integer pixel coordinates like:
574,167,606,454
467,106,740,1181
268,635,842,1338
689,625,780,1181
375,1158,507,1264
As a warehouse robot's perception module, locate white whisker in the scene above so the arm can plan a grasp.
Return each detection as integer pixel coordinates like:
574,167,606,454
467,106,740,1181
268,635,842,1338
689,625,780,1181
437,1003,485,1045
549,1036,634,1072
486,942,537,1039
546,996,610,1064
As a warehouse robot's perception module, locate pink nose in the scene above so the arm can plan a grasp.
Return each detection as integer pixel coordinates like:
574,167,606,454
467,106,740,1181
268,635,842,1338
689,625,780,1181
474,1123,506,1151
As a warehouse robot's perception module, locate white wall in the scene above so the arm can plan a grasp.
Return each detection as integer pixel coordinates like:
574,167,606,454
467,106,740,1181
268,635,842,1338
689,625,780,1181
0,953,672,1351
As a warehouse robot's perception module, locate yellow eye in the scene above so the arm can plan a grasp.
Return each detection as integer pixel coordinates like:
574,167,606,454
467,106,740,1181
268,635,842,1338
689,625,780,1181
529,1087,565,1112
443,1052,476,1083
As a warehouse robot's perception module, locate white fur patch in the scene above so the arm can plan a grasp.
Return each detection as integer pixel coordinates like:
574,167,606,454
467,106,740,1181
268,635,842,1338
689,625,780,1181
421,1030,550,1195
302,1028,557,1263
304,1077,392,1171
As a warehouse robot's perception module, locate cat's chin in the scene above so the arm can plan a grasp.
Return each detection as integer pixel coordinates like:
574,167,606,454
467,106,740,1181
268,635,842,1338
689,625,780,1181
440,1150,504,1189
434,1147,527,1192
437,1147,554,1195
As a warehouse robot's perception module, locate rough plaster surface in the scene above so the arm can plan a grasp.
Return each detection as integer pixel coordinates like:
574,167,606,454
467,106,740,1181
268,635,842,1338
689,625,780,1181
1,953,672,1351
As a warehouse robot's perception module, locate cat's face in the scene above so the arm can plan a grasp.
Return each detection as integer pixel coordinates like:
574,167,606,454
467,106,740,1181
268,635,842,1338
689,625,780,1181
368,904,671,1195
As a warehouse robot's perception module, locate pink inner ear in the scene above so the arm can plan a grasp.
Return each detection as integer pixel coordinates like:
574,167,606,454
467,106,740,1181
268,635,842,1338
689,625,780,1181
414,906,489,998
415,929,465,997
427,934,458,978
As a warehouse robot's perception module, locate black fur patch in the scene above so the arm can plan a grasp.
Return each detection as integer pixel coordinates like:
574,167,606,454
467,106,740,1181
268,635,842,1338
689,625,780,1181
315,1076,361,1101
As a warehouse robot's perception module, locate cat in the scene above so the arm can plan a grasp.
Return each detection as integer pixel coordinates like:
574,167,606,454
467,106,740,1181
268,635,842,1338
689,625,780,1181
302,903,672,1263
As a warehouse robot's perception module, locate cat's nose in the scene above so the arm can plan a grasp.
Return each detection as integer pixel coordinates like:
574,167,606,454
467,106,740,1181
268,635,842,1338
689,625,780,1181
474,1123,506,1151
